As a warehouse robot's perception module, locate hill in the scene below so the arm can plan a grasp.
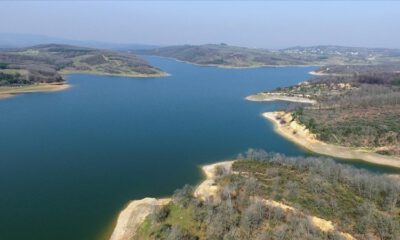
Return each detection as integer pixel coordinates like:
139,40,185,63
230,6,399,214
135,44,400,68
282,45,400,65
0,33,158,50
0,44,166,88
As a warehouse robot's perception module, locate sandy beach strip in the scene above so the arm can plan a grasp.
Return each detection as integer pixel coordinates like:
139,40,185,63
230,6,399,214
59,69,170,78
194,161,234,201
309,71,351,77
264,111,400,169
309,70,330,76
0,82,70,100
246,93,316,104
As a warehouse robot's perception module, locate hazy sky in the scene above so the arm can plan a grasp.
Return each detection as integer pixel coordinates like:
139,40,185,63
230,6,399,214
1,1,400,49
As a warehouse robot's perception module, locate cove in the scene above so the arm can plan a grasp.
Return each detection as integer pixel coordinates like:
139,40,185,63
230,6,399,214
0,56,399,240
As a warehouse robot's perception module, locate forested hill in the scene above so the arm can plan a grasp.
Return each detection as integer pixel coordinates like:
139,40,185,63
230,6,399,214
134,44,400,68
134,44,306,67
0,44,166,86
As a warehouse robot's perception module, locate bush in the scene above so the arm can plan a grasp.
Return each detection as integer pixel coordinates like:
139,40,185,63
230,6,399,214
172,185,194,207
154,205,170,223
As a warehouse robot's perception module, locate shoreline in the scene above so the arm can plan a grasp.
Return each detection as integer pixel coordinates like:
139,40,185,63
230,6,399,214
0,82,70,100
309,70,351,77
309,70,330,76
0,70,170,101
245,93,316,104
59,69,170,78
108,160,234,240
264,111,400,169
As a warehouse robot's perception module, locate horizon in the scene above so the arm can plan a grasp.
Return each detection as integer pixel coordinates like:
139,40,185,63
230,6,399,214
1,32,400,50
1,1,400,49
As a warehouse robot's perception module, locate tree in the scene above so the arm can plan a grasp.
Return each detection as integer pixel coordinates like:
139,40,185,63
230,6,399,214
374,214,399,240
241,201,266,236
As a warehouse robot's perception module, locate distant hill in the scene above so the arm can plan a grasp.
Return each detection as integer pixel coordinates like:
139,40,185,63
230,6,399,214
135,44,400,68
0,33,158,50
0,44,166,86
134,44,305,67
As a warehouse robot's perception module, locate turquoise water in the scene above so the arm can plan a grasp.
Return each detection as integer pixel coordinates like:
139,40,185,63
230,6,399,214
0,57,399,240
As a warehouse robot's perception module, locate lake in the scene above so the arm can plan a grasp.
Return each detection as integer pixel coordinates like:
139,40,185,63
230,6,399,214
0,57,399,240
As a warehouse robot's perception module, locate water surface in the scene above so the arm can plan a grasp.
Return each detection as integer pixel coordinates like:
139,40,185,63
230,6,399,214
0,57,398,240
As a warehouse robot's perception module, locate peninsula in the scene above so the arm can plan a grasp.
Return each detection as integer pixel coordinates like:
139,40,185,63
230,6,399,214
247,64,400,167
0,44,167,98
110,150,400,240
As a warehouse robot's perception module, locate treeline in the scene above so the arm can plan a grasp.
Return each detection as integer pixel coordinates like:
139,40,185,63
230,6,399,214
310,64,400,90
136,150,400,240
0,72,28,86
316,64,400,76
321,84,400,109
0,67,63,86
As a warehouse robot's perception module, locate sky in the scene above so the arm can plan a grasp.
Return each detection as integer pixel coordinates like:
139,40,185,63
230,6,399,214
0,1,400,49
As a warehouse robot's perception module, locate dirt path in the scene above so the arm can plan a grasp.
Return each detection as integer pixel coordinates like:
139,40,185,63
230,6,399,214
257,197,355,240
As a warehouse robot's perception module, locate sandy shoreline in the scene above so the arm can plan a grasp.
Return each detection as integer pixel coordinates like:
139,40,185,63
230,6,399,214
194,161,234,202
0,82,70,100
109,198,171,240
59,69,170,78
246,93,316,104
108,161,234,240
309,70,351,77
264,111,400,168
309,70,330,76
